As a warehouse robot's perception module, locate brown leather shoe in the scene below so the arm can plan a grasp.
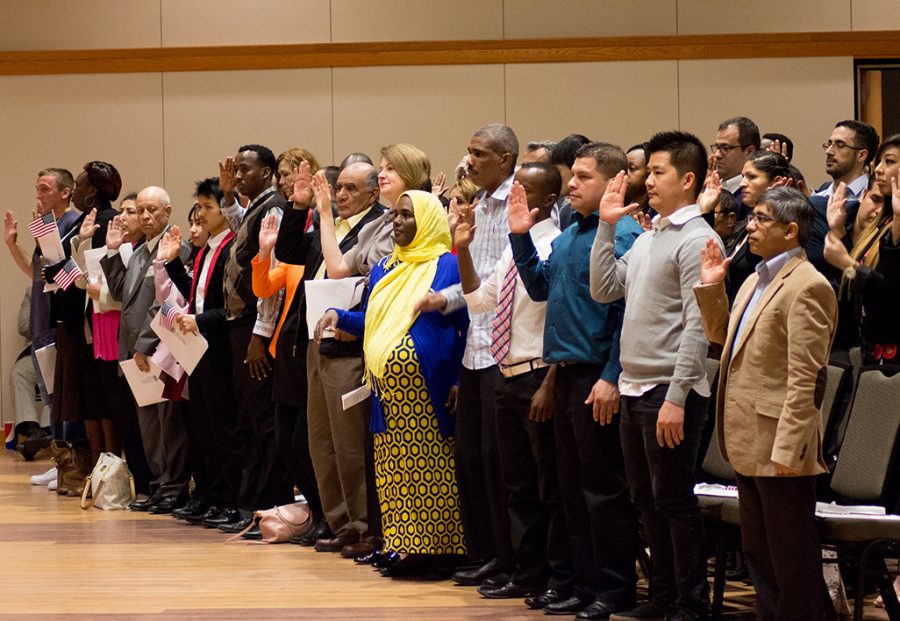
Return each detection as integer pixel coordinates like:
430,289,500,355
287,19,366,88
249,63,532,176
314,532,359,553
340,536,384,559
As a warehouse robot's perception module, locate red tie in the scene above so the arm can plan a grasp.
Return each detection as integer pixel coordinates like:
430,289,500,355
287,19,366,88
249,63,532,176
490,261,517,364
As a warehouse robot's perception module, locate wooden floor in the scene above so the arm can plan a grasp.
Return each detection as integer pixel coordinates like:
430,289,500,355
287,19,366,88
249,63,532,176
0,449,886,620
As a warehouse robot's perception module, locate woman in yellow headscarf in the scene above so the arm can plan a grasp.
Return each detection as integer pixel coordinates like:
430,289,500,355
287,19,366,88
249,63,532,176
317,190,469,578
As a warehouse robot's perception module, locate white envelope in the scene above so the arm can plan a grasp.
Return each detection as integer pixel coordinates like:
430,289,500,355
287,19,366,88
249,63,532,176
38,230,65,293
82,247,108,313
119,358,166,407
34,343,57,395
304,277,366,340
150,310,209,375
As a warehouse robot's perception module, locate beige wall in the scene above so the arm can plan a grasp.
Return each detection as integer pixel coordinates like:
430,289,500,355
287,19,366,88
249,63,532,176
0,0,870,424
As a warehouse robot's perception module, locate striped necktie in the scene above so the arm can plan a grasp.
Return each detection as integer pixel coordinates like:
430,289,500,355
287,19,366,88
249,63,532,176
490,260,517,364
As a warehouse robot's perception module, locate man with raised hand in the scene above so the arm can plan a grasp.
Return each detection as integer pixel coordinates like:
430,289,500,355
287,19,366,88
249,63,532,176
694,187,836,620
592,131,718,621
101,186,193,513
457,161,573,609
510,144,642,619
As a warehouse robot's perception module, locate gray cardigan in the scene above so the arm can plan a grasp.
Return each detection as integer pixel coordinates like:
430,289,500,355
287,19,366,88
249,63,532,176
590,212,721,406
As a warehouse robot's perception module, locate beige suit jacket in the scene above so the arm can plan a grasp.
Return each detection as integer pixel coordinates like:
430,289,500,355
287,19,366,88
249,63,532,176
693,253,837,477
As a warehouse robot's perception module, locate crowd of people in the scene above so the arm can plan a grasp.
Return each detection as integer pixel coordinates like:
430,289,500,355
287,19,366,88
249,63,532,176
4,115,900,620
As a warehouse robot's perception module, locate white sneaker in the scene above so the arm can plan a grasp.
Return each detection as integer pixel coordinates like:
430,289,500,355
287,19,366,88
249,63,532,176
31,466,57,486
47,479,58,491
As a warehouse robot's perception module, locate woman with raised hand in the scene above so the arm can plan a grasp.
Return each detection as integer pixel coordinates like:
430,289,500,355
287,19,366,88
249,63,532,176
825,134,900,366
315,190,468,578
312,143,431,279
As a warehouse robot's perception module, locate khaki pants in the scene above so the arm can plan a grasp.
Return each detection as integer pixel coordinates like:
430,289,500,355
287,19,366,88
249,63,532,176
306,347,370,538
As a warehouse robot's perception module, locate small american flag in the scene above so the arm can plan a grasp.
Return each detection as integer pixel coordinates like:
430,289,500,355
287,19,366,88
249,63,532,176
52,258,83,291
28,212,57,238
159,301,181,331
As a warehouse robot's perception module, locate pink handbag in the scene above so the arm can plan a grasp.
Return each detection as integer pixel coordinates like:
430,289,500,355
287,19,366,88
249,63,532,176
228,502,313,544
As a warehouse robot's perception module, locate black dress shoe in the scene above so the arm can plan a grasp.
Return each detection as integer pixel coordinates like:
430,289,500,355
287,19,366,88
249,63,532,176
525,588,564,610
379,554,430,578
576,600,618,620
187,506,221,525
129,488,165,512
172,496,209,520
202,507,240,528
293,518,333,546
149,489,189,514
355,550,385,565
219,515,254,533
543,594,593,615
372,551,401,569
241,525,262,540
481,572,510,588
452,558,501,586
477,582,538,599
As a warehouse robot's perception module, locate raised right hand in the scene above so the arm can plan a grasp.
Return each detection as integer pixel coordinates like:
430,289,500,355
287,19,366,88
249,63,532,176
599,171,639,225
507,181,537,234
258,213,279,258
218,156,236,196
290,161,315,208
826,182,848,236
105,214,126,250
699,237,731,285
3,211,18,245
79,208,99,241
157,226,182,262
453,199,477,250
311,173,333,217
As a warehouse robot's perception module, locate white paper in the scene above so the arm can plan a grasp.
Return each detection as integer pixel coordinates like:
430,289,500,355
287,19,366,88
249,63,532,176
341,385,371,411
150,311,208,376
118,243,133,267
83,247,107,313
119,359,166,407
38,229,65,293
305,277,366,340
34,344,57,395
693,483,739,498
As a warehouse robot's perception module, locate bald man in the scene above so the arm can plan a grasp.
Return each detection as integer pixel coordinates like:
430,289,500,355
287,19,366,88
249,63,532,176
102,186,193,513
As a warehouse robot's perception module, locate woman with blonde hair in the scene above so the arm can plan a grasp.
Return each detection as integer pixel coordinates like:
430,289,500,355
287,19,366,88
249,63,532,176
313,143,431,279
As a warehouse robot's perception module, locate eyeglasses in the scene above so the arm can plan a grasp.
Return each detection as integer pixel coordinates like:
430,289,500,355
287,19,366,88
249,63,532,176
747,212,777,225
822,140,864,152
710,143,748,154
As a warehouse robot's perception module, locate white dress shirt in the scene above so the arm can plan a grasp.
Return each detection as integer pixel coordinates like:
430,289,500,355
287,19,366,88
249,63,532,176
194,227,231,314
462,218,560,367
815,173,868,200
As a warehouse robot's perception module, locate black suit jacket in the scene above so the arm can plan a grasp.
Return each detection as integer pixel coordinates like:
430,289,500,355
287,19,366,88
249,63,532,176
165,235,235,363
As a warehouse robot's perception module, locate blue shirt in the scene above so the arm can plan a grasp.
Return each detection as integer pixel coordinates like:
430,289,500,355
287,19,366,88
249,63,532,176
733,246,802,352
511,212,642,383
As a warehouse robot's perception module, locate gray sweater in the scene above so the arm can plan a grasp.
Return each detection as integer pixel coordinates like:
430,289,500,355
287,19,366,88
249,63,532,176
590,211,722,406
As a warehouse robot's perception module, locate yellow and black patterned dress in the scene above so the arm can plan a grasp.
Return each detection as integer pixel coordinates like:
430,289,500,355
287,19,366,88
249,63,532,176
373,334,466,555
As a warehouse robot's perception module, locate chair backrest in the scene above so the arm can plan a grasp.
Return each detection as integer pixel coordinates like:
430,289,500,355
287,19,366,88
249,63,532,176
830,365,900,503
700,356,736,481
821,363,850,433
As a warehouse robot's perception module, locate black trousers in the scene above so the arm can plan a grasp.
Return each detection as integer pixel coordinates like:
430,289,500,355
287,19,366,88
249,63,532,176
554,364,637,605
275,403,323,517
494,367,573,591
228,319,293,512
735,473,825,621
620,385,709,614
188,352,243,508
105,365,152,495
455,366,512,565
